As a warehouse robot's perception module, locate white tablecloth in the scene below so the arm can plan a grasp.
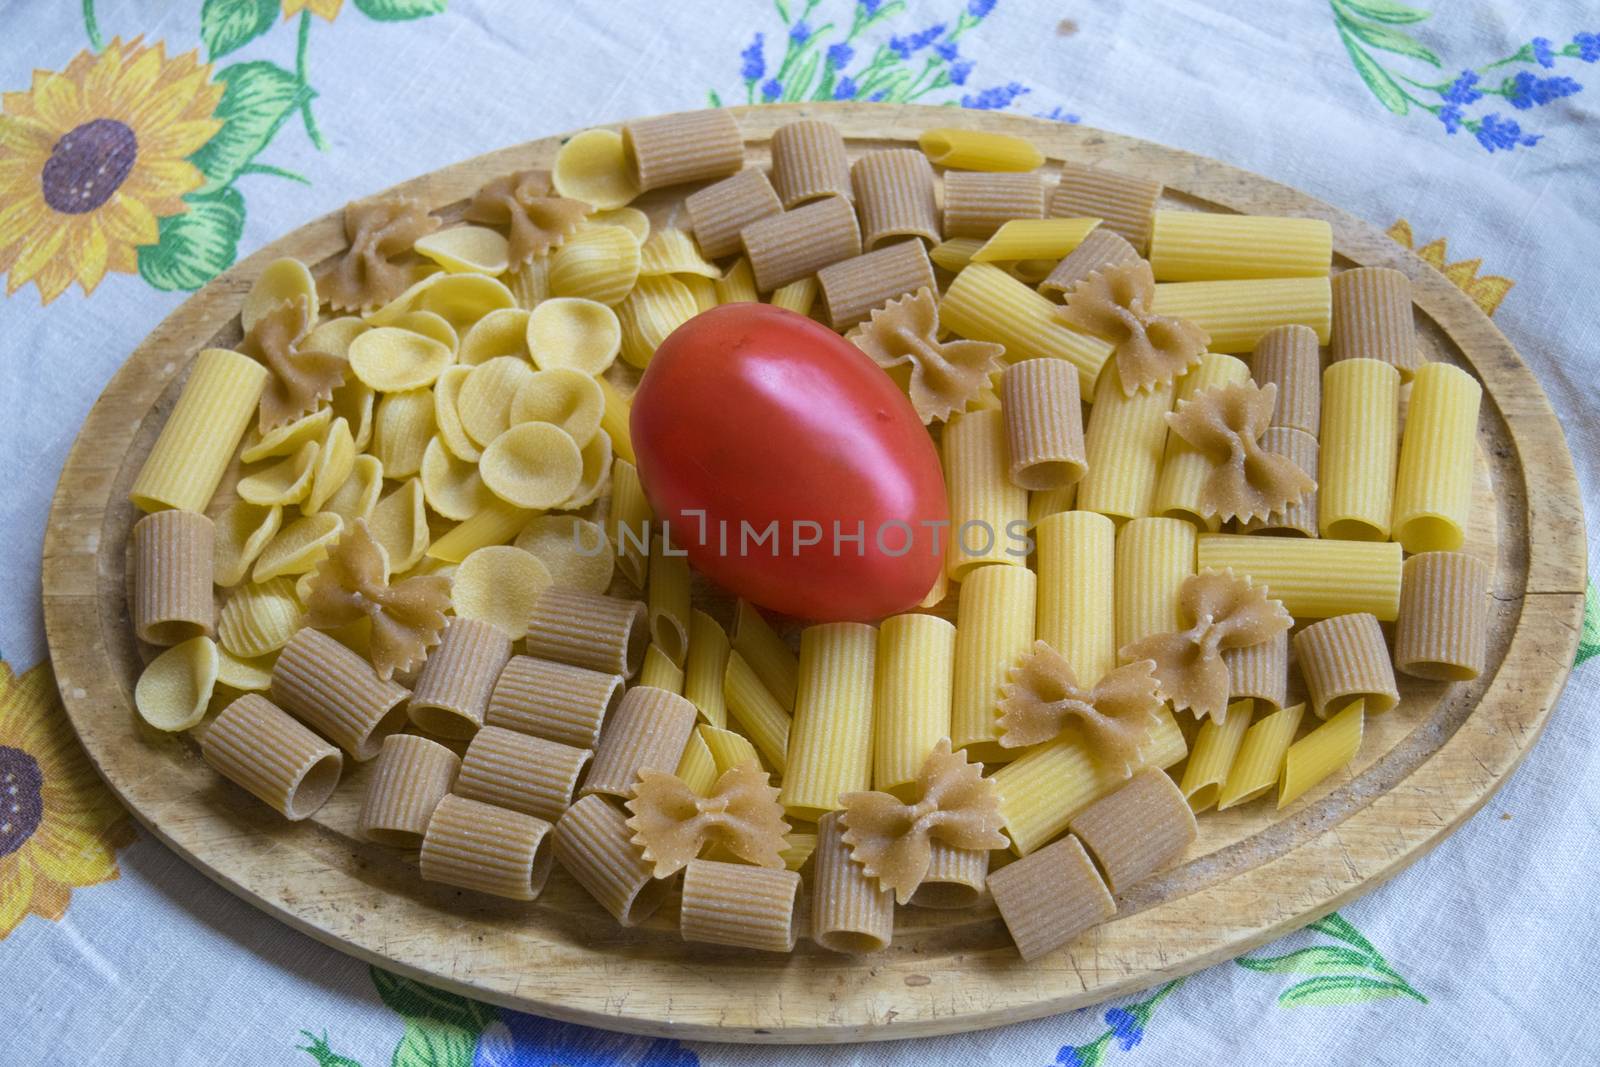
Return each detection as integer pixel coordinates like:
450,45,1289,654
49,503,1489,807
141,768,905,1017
2,1,1597,1063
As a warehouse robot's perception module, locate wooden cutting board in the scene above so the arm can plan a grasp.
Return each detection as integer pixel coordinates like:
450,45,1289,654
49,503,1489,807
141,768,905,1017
40,103,1586,1044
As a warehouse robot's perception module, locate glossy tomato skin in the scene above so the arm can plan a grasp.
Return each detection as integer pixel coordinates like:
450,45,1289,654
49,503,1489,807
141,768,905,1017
630,304,948,622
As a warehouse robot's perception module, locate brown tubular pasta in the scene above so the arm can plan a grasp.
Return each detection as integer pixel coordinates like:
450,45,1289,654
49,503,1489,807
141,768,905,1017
132,510,214,645
1049,163,1162,253
770,119,853,207
270,627,410,760
408,617,513,739
987,833,1115,961
1394,551,1492,681
908,843,989,909
1038,229,1141,300
679,859,802,952
1251,324,1321,436
420,794,555,901
1224,629,1288,711
740,196,862,292
321,197,441,313
684,167,783,259
581,686,697,800
486,655,624,749
1067,767,1196,893
525,588,648,678
1241,427,1320,537
1001,358,1086,490
359,734,460,846
1293,613,1400,718
851,148,941,249
200,694,343,820
941,171,1047,239
623,109,743,191
812,811,894,953
554,794,672,925
816,239,936,330
455,725,591,821
1331,267,1420,379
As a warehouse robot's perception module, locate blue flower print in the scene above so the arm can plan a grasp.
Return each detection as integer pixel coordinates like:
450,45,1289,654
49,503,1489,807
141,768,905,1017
472,1012,698,1067
961,81,1029,109
1576,32,1600,62
740,33,765,82
1103,1007,1144,1052
1441,70,1482,105
827,42,854,67
949,58,973,84
1532,36,1556,67
790,21,812,44
969,0,997,16
761,78,782,101
1504,70,1582,109
834,75,859,98
1475,112,1541,151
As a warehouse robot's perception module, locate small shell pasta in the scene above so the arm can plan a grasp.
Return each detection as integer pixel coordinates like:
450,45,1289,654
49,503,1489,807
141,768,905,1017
304,416,355,515
348,326,454,391
639,227,721,279
242,257,318,333
322,454,383,525
549,224,642,306
240,406,331,464
372,388,435,479
453,545,553,639
218,578,302,659
509,368,604,445
553,127,641,210
251,512,343,583
414,225,511,275
432,365,481,461
458,355,537,447
420,437,492,520
528,297,621,376
134,636,219,731
213,501,283,588
236,440,317,507
561,431,613,509
458,307,532,366
618,275,699,368
514,515,615,593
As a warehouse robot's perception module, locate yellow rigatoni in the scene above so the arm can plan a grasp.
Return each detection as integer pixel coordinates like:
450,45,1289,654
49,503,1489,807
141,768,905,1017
1149,212,1333,281
1279,698,1364,808
1153,353,1251,528
873,613,957,799
780,623,877,820
951,563,1037,763
647,534,691,666
1115,517,1197,654
722,651,792,774
943,410,1029,579
1391,362,1483,553
131,348,271,513
992,706,1186,855
1076,362,1176,523
1151,277,1331,353
940,263,1114,394
1179,698,1254,813
1216,702,1305,810
1320,358,1401,541
683,610,730,728
1035,511,1116,687
1196,533,1402,620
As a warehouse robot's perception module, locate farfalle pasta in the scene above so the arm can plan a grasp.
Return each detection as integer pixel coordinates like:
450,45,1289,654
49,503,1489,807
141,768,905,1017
997,641,1165,776
847,286,1002,424
321,196,440,312
1119,568,1292,723
625,760,788,877
464,169,589,266
1057,259,1210,394
1163,379,1317,525
240,295,347,432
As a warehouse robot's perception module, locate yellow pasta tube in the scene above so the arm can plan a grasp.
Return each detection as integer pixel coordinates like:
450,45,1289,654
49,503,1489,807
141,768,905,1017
1216,702,1305,810
779,622,877,820
1067,767,1196,892
680,859,802,953
1196,533,1402,620
623,109,743,191
972,218,1100,263
732,599,799,712
987,833,1114,961
684,167,783,259
609,457,652,589
811,811,894,953
723,651,792,774
1152,352,1252,528
992,706,1186,855
359,734,460,846
851,148,940,249
270,627,411,760
647,534,691,666
919,127,1044,171
131,348,270,513
942,172,1047,239
525,588,649,678
581,685,697,799
1076,363,1176,522
420,794,556,901
1114,517,1197,654
1035,511,1116,687
674,726,719,795
1394,551,1491,681
486,655,623,750
132,510,214,645
1149,211,1332,281
596,376,636,464
1029,485,1077,527
1251,323,1321,436
457,725,591,821
426,498,534,563
683,609,730,728
1049,162,1162,253
929,236,984,274
943,409,1030,579
1391,362,1483,553
1278,698,1365,809
771,119,853,207
873,613,956,798
639,644,684,693
940,263,1114,394
408,617,513,739
553,794,672,926
780,829,817,871
815,239,936,330
951,563,1037,762
1320,358,1401,541
699,723,763,777
1293,613,1399,718
769,275,817,315
1151,277,1332,353
200,693,343,820
740,196,862,292
1331,267,1420,378
1179,698,1254,813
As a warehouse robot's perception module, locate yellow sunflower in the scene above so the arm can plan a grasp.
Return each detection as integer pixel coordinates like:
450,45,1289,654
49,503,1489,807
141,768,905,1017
0,37,223,303
283,0,344,19
1388,219,1514,317
0,658,136,939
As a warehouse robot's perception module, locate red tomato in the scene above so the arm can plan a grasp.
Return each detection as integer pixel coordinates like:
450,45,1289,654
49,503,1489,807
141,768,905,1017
630,304,948,622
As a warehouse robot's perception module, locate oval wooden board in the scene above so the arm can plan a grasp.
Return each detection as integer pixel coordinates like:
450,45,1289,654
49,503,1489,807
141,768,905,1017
42,104,1586,1043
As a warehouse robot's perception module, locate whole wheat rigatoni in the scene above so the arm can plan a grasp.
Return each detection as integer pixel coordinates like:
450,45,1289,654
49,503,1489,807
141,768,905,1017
1394,551,1491,681
1049,162,1162,253
816,239,935,330
456,725,591,821
200,693,343,821
623,109,742,191
408,616,513,739
1241,427,1320,537
811,811,893,953
270,626,410,760
770,119,853,207
942,170,1046,239
1067,767,1197,893
1038,228,1141,299
851,148,940,249
525,588,648,678
486,655,624,749
679,859,802,952
1001,358,1086,491
1223,628,1288,711
684,167,782,259
1331,267,1419,379
1251,324,1322,436
554,794,672,925
132,509,215,645
420,794,555,901
987,833,1114,961
740,195,862,292
359,733,460,845
1293,612,1400,718
581,685,697,799
907,843,989,909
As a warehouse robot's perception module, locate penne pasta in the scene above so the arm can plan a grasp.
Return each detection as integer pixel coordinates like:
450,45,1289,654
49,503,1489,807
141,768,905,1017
851,148,941,249
1152,352,1252,528
271,626,410,760
1114,517,1197,655
1278,697,1365,809
740,195,862,292
647,533,691,666
679,859,802,953
132,510,214,645
1196,533,1402,620
769,275,818,315
408,617,514,739
609,457,652,589
1035,510,1117,686
200,693,343,820
987,833,1115,961
456,725,591,821
554,794,673,926
420,794,555,901
722,651,792,774
1002,358,1087,491
1068,767,1196,892
929,236,984,274
943,409,1030,578
699,723,763,777
359,733,460,845
1049,162,1162,253
780,622,877,820
526,588,649,678
1250,324,1321,436
674,726,720,795
816,239,936,330
581,685,697,799
940,263,1114,394
811,811,894,953
1319,358,1400,541
1331,267,1420,379
972,217,1100,263
684,167,783,259
771,119,853,207
1294,613,1399,718
951,563,1037,761
1180,698,1255,812
486,654,623,750
919,127,1044,171
872,613,957,798
732,599,799,712
596,375,636,463
1148,211,1332,281
1216,702,1305,810
683,610,731,729
1394,551,1491,681
426,498,533,563
639,644,685,693
131,348,270,513
1150,277,1332,353
1391,362,1483,553
623,108,743,191
942,171,1047,239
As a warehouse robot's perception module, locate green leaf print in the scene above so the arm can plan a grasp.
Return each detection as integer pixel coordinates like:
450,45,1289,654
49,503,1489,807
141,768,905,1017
1576,580,1599,666
136,187,246,291
1337,0,1431,25
352,0,449,21
1337,25,1412,114
371,967,496,1035
1344,18,1442,66
190,61,315,193
1234,946,1397,977
199,0,280,60
1308,911,1379,954
1277,974,1428,1007
296,1030,365,1067
1236,910,1428,1008
391,1019,478,1067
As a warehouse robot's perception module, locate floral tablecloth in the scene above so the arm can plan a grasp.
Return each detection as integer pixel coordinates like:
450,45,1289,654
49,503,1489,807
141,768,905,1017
3,2,1598,1064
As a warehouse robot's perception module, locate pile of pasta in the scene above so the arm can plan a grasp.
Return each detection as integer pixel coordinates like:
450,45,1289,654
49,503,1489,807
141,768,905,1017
123,110,1491,963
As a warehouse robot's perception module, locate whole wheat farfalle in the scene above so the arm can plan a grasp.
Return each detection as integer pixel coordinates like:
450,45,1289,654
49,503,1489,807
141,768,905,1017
847,286,1003,424
239,294,347,432
464,169,590,266
1165,379,1316,524
997,641,1166,777
321,196,441,313
624,760,788,879
1056,259,1209,394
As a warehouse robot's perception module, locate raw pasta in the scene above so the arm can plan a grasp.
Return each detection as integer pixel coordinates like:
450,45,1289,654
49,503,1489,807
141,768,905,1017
1319,357,1400,541
1002,358,1086,491
132,510,214,645
1150,277,1332,353
420,794,555,901
1331,267,1420,378
414,225,510,276
1391,362,1482,553
1179,698,1255,813
679,859,801,952
134,636,219,731
1114,517,1196,655
1239,427,1320,537
359,734,460,845
270,626,410,760
549,224,642,306
940,263,1113,393
1250,323,1321,436
1152,353,1252,529
1148,212,1332,281
618,275,700,368
851,148,940,249
951,563,1036,761
682,609,731,728
372,389,434,480
1068,767,1196,892
513,515,614,594
1216,702,1304,810
1049,162,1162,252
1075,362,1175,522
456,725,592,821
408,617,514,738
217,577,301,659
987,833,1115,961
486,654,623,749
909,844,990,909
130,348,270,513
1293,612,1400,718
732,599,800,712
779,622,877,820
722,651,792,773
480,422,583,509
1038,228,1142,299
684,167,783,258
872,613,956,798
1196,533,1403,620
1394,551,1491,681
623,109,743,191
943,410,1029,577
639,645,684,693
941,171,1046,239
816,239,936,330
553,794,671,925
1278,698,1365,808
771,119,853,207
552,128,640,210
919,127,1044,171
972,218,1100,263
200,693,343,820
452,545,552,640
581,685,697,799
811,811,894,953
1224,629,1289,711
527,297,621,376
1035,511,1117,687
740,195,862,292
647,535,691,665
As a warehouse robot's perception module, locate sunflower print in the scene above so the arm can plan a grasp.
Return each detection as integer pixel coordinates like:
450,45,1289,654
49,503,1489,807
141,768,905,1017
1387,219,1514,316
0,657,136,939
0,37,222,304
282,0,344,20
